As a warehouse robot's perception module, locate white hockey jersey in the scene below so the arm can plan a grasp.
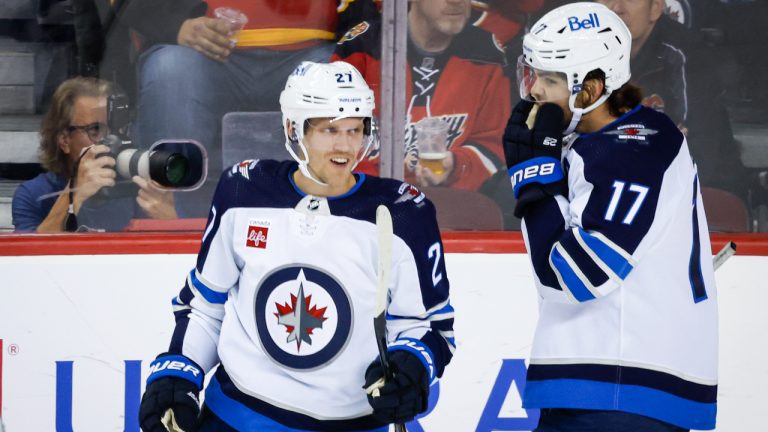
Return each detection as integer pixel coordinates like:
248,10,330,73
520,106,718,430
168,160,454,431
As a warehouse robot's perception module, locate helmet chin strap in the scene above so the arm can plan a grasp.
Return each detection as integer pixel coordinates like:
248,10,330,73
564,93,611,135
284,124,329,187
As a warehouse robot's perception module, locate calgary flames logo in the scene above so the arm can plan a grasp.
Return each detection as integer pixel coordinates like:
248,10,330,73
338,21,370,45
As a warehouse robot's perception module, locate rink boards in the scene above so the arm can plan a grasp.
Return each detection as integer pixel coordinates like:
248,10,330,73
0,233,765,431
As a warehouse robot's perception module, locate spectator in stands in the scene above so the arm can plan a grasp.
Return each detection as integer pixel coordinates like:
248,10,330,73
595,0,749,200
470,0,544,48
332,0,511,192
11,77,176,233
121,0,380,217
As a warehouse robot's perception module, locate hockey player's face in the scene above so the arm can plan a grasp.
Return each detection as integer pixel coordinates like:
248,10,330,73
304,117,365,187
413,0,471,36
529,71,570,106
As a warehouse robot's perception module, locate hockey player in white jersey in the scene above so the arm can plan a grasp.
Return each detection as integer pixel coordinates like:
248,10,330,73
504,3,717,431
138,61,454,431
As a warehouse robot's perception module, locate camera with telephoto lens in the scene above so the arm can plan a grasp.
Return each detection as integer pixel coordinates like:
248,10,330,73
94,93,208,199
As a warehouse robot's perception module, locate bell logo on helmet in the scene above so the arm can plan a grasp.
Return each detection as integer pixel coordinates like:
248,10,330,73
568,13,601,31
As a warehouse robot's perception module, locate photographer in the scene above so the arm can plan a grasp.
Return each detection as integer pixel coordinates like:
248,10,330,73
11,77,177,233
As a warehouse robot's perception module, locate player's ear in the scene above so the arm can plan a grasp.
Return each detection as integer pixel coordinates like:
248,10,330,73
650,0,665,22
579,78,605,107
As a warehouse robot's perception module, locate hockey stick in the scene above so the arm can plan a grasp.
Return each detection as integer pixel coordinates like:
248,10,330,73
713,241,737,271
372,205,407,432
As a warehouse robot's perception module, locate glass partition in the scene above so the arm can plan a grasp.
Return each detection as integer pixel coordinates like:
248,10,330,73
0,0,766,234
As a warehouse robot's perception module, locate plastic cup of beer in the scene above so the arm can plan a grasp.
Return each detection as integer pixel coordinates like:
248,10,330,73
415,117,449,175
214,7,248,43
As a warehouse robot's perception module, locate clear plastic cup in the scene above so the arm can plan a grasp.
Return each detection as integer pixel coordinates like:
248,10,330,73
414,117,449,175
214,7,248,44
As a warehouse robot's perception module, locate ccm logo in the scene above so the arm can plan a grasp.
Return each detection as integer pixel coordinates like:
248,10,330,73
511,162,557,187
568,13,601,31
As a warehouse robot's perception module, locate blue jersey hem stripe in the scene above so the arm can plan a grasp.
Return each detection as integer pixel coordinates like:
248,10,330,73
207,367,386,431
206,377,306,431
523,379,716,430
527,363,717,403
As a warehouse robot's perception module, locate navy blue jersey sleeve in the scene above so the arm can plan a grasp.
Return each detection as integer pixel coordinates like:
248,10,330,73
382,182,454,380
522,107,690,303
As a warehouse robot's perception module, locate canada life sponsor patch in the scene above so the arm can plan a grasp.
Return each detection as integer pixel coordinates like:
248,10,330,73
254,266,352,369
246,219,270,249
605,124,658,141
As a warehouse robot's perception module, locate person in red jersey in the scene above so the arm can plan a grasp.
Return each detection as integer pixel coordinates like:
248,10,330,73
333,0,511,192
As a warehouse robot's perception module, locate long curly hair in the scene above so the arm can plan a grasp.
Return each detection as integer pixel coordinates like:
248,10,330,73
38,77,111,177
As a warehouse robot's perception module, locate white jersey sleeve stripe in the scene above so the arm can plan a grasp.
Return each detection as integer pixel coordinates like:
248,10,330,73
189,270,228,304
388,302,454,321
576,228,634,280
550,246,597,302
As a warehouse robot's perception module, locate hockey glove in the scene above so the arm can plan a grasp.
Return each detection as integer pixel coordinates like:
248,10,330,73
503,100,567,217
364,350,430,424
139,354,204,432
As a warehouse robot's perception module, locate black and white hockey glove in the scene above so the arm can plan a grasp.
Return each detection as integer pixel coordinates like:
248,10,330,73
139,354,204,432
364,350,430,424
503,100,567,217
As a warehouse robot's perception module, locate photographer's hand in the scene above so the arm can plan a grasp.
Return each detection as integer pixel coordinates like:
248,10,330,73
177,17,234,62
73,144,116,212
133,176,178,220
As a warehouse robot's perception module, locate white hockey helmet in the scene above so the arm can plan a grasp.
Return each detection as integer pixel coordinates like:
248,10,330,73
519,2,632,133
279,61,375,185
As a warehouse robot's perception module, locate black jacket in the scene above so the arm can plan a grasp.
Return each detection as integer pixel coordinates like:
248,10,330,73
632,14,748,198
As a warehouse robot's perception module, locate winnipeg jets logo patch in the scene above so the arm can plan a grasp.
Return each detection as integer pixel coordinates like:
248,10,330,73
255,266,352,369
605,124,658,141
232,159,258,180
274,279,328,350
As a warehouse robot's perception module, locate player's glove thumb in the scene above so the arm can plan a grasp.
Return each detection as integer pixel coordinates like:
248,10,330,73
139,354,203,432
363,350,430,424
502,101,567,217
